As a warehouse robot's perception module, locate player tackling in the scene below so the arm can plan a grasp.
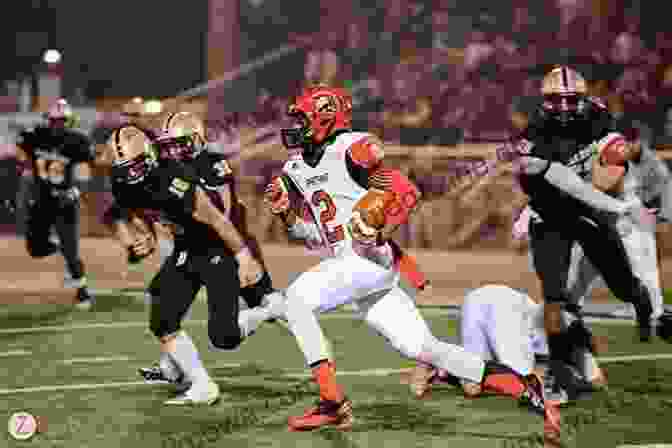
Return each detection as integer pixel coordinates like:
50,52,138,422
263,85,551,432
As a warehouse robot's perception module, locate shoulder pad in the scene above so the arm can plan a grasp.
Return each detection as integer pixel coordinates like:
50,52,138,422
347,134,384,169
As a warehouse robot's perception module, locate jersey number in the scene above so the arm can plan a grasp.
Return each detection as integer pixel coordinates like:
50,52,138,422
311,190,345,244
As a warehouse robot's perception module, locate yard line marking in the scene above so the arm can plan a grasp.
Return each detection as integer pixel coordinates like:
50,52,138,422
598,353,672,363
3,352,670,395
0,308,638,335
0,350,31,357
60,356,131,364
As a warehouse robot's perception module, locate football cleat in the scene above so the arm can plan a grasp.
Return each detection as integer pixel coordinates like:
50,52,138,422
163,381,220,406
138,365,192,393
74,288,94,311
609,304,635,319
518,373,546,416
287,398,353,431
656,312,672,343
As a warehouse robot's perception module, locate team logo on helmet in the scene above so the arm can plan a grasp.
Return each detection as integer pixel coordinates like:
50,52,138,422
281,85,352,150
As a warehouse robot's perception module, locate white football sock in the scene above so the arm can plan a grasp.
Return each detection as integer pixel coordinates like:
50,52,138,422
159,351,182,382
158,238,174,265
168,331,210,385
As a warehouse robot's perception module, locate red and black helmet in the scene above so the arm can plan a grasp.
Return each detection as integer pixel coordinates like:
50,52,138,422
281,85,352,149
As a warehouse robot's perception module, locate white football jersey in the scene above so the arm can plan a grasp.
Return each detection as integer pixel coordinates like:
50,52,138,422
282,132,373,257
623,142,670,204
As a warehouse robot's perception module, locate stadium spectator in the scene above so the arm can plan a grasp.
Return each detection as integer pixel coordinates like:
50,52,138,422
463,29,495,73
652,64,672,147
382,62,432,144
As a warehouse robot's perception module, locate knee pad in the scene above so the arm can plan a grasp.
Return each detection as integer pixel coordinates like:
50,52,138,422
208,326,243,351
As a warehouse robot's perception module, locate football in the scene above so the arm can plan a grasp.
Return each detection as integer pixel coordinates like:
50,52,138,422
353,189,396,230
597,133,628,166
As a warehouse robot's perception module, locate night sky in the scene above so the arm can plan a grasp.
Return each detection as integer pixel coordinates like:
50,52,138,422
3,0,208,99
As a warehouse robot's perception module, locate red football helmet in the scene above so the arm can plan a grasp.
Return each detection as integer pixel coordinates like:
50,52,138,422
281,85,352,149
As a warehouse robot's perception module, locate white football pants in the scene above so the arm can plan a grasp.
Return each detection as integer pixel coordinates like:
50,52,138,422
283,252,486,383
568,219,663,318
460,285,537,376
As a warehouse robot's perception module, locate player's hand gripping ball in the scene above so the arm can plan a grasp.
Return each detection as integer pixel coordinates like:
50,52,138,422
264,175,291,215
348,189,397,245
592,134,629,193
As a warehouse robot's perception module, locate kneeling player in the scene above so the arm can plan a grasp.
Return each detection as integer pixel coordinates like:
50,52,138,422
404,285,605,404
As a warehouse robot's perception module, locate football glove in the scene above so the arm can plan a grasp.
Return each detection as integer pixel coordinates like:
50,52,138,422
264,176,290,215
348,210,380,246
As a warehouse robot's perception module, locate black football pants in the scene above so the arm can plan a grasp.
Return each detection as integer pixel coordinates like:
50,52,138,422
529,216,652,311
148,245,243,350
25,195,85,280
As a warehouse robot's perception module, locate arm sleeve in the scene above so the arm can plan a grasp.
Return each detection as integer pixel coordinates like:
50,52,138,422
368,166,422,226
542,161,626,214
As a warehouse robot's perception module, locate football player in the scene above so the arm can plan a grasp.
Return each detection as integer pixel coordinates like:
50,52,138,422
136,112,285,390
107,124,266,405
15,99,96,309
569,137,671,320
501,67,672,413
404,285,606,405
263,85,551,432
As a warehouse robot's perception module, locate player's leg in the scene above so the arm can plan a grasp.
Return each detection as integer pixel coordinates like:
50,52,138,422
573,217,655,341
460,289,495,365
25,198,58,258
199,252,246,351
361,285,547,415
566,243,601,310
486,288,536,377
284,255,397,431
148,249,217,405
53,201,92,307
529,220,578,366
623,224,664,319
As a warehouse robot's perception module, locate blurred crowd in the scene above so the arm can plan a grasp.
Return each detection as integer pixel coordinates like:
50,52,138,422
7,0,672,250
224,0,672,149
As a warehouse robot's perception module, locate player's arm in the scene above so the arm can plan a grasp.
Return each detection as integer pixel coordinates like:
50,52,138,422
201,155,235,217
191,184,262,285
346,135,422,243
264,175,322,242
15,129,46,178
513,133,631,215
192,185,246,252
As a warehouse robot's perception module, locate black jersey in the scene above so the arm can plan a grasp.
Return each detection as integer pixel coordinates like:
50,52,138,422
517,98,617,222
17,125,94,193
112,159,229,254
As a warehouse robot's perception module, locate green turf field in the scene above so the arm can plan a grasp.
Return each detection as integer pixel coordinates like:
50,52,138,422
0,293,670,448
